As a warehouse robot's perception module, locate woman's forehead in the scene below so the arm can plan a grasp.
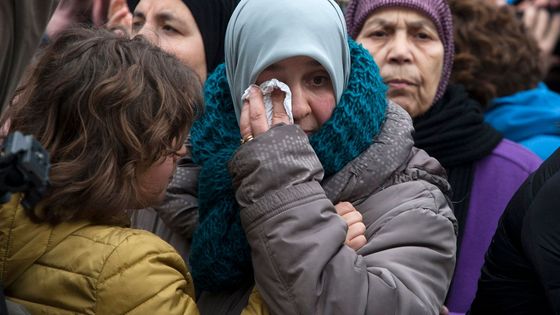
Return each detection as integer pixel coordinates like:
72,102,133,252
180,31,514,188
364,7,438,30
135,0,191,21
263,57,324,72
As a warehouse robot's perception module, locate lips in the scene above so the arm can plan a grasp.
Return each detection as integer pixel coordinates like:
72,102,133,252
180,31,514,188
385,79,416,89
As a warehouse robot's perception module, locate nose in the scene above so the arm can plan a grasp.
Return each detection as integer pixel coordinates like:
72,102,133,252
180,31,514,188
290,84,311,122
136,26,158,45
387,32,413,65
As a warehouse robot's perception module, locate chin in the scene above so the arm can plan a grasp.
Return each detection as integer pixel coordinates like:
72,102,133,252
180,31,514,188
140,192,166,208
389,97,415,117
153,193,167,206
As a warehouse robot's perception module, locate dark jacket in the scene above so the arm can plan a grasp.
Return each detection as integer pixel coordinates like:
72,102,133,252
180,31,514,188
469,147,560,314
0,0,58,110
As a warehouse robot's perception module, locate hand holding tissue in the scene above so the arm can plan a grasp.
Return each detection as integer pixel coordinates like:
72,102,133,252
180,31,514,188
242,79,294,126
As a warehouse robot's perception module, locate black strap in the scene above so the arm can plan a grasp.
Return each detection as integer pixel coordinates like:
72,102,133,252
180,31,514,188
1,283,8,315
447,165,475,257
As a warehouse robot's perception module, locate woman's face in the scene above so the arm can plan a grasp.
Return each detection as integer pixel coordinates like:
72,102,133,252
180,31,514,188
255,56,336,134
356,8,444,117
136,143,187,206
132,0,207,81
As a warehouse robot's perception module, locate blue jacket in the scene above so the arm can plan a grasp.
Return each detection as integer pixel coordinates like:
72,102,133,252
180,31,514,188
486,83,560,160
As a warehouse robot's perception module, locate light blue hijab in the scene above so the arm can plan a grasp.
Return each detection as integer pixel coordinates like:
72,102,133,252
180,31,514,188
224,0,351,121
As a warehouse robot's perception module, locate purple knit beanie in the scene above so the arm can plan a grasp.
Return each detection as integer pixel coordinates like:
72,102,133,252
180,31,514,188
345,0,454,104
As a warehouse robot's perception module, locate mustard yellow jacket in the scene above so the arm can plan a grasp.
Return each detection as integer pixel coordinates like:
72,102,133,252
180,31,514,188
0,196,199,315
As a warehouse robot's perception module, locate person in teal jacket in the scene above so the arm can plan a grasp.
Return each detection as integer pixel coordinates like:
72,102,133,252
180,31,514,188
486,83,560,160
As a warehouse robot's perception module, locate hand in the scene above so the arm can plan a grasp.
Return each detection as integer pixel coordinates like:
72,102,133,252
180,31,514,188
335,202,367,251
522,4,560,74
519,0,560,7
439,305,449,315
239,86,289,143
106,0,133,37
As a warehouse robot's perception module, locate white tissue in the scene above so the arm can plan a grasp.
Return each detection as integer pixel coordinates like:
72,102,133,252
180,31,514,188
241,79,294,125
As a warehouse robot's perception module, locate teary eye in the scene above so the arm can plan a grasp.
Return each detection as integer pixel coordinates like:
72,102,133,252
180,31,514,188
309,75,331,87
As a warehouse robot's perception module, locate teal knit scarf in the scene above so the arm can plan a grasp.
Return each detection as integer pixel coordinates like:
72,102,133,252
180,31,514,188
189,39,387,292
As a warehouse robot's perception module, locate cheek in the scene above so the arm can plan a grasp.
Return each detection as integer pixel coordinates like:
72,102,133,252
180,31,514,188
418,53,444,107
138,159,175,195
310,93,336,125
156,159,176,183
168,36,207,81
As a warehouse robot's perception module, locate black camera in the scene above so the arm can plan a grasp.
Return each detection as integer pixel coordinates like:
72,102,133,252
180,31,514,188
0,132,50,210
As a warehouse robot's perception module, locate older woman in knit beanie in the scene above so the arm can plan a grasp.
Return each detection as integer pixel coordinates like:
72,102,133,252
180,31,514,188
346,1,542,314
185,0,456,313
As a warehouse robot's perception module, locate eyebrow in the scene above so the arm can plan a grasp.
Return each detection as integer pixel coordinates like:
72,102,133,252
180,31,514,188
156,11,178,23
363,17,437,32
133,10,178,23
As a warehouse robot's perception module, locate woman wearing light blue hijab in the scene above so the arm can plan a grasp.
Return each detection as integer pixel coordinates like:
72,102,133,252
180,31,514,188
187,0,457,313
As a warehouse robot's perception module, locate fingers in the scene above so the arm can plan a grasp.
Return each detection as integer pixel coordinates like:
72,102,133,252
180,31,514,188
334,201,355,216
239,85,286,142
247,86,269,136
523,5,538,34
534,8,548,42
346,221,366,241
524,5,560,52
522,4,560,74
109,7,130,24
346,222,367,251
239,100,253,141
108,0,127,19
342,210,363,226
335,201,367,251
107,6,132,35
271,89,290,126
544,13,560,51
346,235,367,251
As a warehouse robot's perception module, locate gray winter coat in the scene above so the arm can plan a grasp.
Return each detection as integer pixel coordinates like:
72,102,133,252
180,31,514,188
227,103,457,315
135,103,457,314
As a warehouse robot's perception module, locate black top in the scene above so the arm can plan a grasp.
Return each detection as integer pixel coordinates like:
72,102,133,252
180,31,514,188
470,147,560,314
413,84,502,251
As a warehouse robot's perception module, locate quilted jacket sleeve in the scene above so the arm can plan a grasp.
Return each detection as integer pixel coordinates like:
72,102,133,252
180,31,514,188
95,231,199,315
229,124,456,315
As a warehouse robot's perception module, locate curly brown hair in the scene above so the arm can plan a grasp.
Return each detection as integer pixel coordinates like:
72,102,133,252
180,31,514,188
450,0,541,108
2,27,203,225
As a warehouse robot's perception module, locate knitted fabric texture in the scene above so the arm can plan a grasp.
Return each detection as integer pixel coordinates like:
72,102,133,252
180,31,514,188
345,0,454,103
188,39,387,292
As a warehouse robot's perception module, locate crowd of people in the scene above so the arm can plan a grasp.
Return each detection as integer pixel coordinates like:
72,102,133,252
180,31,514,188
1,0,559,314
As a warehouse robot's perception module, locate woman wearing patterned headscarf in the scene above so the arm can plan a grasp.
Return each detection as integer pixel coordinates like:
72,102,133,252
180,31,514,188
345,0,542,314
187,0,456,313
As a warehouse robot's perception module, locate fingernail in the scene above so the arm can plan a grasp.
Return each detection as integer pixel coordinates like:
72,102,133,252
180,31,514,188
250,85,260,94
